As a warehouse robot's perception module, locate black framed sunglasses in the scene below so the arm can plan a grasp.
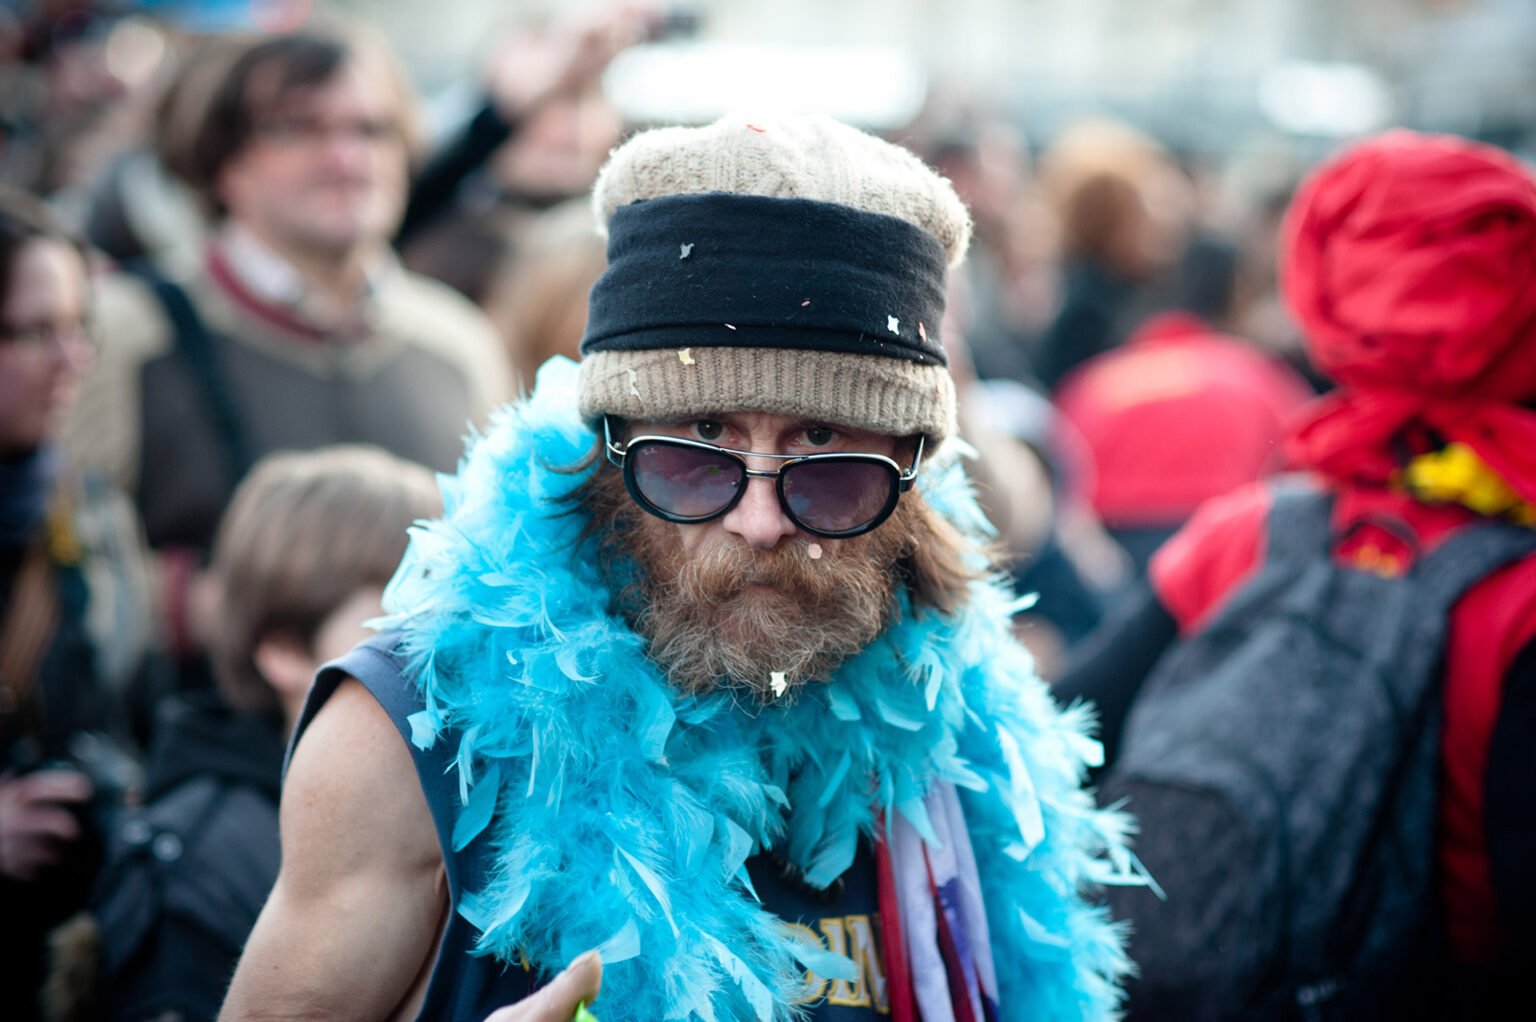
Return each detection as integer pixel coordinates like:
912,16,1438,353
603,417,925,539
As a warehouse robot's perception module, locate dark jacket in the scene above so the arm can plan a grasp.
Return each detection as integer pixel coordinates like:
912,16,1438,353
91,693,284,1022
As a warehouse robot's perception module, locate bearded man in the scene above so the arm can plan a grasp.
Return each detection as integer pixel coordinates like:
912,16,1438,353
220,114,1143,1022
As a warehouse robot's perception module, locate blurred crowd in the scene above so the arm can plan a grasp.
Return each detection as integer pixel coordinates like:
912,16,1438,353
4,1,1532,1020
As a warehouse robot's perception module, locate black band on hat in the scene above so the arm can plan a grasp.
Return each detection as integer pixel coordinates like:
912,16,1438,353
580,192,949,366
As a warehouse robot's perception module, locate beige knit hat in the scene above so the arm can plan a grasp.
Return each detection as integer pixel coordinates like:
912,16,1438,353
577,112,971,448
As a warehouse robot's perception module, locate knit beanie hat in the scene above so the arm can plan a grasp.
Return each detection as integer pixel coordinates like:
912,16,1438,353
577,113,971,448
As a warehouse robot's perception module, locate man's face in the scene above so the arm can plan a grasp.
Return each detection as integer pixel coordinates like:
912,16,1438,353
217,55,409,261
615,411,918,700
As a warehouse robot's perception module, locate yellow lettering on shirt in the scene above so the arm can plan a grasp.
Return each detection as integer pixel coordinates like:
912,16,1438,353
843,914,889,1013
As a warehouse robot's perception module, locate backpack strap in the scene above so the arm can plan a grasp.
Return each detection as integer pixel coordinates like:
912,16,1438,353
130,264,255,486
1412,518,1536,607
1260,477,1336,564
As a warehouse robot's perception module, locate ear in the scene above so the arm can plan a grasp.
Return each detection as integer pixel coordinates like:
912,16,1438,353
252,632,321,702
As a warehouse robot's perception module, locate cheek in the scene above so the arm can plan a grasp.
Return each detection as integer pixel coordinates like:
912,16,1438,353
218,155,280,211
369,149,410,194
672,520,721,560
633,509,718,565
0,365,51,448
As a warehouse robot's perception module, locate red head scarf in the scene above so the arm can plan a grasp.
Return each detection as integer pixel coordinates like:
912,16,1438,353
1283,131,1536,504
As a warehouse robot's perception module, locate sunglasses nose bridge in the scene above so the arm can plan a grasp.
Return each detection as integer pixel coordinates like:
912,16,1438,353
722,470,799,548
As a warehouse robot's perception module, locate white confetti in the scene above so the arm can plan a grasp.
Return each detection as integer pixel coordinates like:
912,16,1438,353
679,348,696,366
680,243,694,259
887,315,900,334
770,671,788,698
724,323,737,331
627,367,641,397
801,300,811,307
918,321,928,343
807,543,823,560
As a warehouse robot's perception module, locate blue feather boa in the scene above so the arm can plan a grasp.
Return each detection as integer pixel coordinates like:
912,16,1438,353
379,358,1143,1021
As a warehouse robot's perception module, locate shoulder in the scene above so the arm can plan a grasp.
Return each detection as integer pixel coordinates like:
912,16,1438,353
1149,480,1277,635
282,676,442,889
64,270,181,483
1451,546,1536,684
88,269,181,368
377,269,512,409
380,269,502,351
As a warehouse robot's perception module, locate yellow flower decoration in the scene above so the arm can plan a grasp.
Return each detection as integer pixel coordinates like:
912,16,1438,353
1399,442,1536,525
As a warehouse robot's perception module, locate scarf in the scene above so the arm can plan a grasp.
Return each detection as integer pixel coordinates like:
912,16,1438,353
377,357,1143,1021
1281,131,1536,505
0,446,57,549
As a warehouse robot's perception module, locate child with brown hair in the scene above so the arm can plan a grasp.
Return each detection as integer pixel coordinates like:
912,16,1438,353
84,445,439,1022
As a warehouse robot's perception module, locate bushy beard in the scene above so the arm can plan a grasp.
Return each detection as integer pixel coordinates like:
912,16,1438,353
622,498,915,702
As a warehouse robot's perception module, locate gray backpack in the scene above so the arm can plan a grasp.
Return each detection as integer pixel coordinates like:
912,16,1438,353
1102,483,1536,1021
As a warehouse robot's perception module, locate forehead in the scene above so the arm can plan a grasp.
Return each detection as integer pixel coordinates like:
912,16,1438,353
630,410,906,451
3,238,84,320
246,51,396,119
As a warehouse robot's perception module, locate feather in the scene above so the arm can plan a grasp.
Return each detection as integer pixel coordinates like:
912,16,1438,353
592,917,643,964
407,710,438,750
704,935,774,1022
815,751,853,810
785,936,860,983
453,763,501,851
824,686,862,721
995,726,1047,857
634,683,677,764
618,847,680,938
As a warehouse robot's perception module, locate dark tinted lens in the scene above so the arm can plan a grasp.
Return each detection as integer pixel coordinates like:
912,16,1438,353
782,458,897,534
631,441,743,519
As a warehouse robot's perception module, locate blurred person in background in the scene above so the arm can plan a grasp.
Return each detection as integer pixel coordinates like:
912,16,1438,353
80,31,245,279
0,3,163,201
921,108,1135,663
1052,310,1313,575
62,26,510,697
1060,132,1536,1019
922,106,1059,387
0,187,154,1022
943,250,1119,677
1031,119,1195,393
53,446,439,1022
480,198,607,393
395,2,659,254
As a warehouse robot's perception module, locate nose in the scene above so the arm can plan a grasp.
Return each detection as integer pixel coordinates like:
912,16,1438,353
720,476,797,549
316,124,374,172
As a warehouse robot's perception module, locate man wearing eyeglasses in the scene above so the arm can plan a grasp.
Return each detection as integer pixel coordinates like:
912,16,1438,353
64,28,511,666
222,114,1143,1022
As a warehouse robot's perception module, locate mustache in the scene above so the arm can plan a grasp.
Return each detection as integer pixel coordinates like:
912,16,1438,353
673,541,832,600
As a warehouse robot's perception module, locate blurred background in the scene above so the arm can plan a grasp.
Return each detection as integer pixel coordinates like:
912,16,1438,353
2,0,1533,670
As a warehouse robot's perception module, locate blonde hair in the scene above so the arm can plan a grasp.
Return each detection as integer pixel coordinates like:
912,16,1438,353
208,446,440,718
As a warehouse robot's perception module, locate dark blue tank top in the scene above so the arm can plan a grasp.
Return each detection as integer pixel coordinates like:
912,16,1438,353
292,634,890,1021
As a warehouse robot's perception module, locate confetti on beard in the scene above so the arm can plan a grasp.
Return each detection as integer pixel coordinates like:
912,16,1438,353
628,512,907,703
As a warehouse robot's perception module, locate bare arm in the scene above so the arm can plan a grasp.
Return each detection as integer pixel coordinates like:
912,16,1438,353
220,678,445,1021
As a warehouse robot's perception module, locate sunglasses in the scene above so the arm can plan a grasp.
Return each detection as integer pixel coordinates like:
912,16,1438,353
603,417,925,538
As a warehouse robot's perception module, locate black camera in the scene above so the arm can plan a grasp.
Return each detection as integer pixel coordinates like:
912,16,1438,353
62,730,144,841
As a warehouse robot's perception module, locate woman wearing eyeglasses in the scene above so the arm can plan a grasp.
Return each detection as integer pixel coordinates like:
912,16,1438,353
0,188,153,1021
